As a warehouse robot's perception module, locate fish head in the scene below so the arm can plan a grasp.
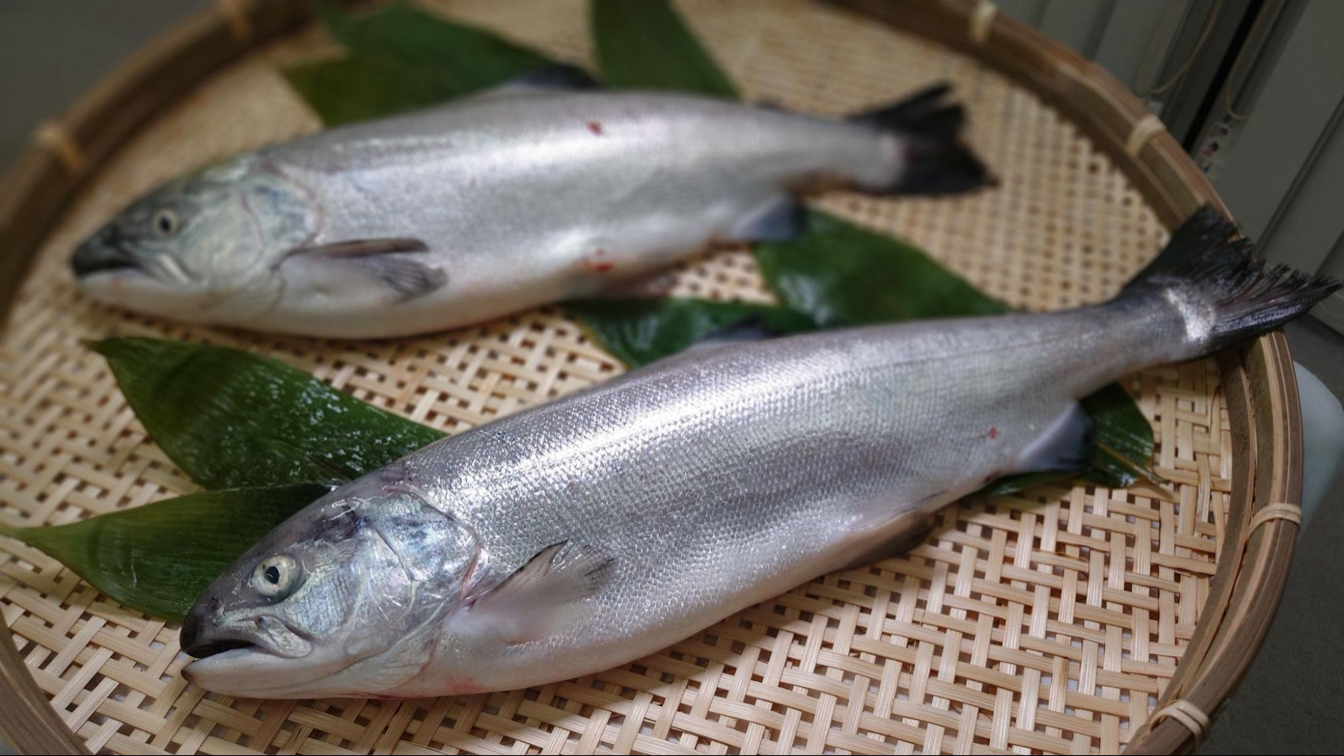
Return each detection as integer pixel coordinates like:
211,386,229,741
180,476,477,698
71,154,316,323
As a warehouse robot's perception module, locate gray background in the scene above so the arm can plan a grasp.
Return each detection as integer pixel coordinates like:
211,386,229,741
0,2,1340,753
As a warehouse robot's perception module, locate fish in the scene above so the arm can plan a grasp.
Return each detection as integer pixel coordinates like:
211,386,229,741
178,208,1339,698
69,76,988,338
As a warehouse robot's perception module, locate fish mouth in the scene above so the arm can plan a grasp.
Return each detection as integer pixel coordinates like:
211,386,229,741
183,638,260,660
180,630,361,699
71,234,145,278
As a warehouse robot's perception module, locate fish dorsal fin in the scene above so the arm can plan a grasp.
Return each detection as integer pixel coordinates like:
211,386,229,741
507,63,602,91
466,64,604,103
280,238,447,300
457,541,613,645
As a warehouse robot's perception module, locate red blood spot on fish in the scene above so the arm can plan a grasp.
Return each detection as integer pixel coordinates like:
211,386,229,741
988,426,999,440
582,250,615,273
588,120,604,135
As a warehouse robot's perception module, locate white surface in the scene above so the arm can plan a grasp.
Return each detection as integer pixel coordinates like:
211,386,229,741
1296,363,1344,527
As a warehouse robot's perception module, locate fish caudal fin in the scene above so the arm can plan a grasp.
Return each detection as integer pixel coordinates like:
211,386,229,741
848,83,992,195
1120,205,1341,358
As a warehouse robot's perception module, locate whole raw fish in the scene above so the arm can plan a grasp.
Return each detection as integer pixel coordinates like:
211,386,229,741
179,208,1337,698
71,81,986,338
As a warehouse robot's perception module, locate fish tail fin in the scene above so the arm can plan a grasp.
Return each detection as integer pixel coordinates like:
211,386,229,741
847,83,992,195
1118,205,1341,359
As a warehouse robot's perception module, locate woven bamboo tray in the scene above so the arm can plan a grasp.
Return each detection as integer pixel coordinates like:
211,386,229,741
0,1,1304,753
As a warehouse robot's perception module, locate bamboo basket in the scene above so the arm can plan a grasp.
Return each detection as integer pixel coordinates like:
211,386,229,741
0,1,1304,753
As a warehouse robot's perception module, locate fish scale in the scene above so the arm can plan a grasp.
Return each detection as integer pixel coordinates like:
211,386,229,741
177,212,1338,700
72,85,986,338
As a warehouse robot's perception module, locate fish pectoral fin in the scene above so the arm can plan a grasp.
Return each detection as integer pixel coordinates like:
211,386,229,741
290,238,431,258
461,541,613,645
281,238,447,300
722,196,807,242
1016,403,1095,472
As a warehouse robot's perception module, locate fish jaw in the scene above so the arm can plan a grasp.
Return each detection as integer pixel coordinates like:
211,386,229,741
182,645,343,699
76,266,217,319
180,622,463,699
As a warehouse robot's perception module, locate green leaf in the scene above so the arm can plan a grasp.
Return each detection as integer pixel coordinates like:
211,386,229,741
568,298,817,367
283,54,469,126
286,1,554,125
1,484,330,621
319,1,551,84
1078,382,1159,488
592,0,738,98
90,338,444,489
755,210,1010,327
983,384,1155,495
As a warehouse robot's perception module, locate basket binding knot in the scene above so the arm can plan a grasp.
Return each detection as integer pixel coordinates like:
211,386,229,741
32,121,85,178
1249,501,1302,532
215,0,252,43
1151,698,1211,748
969,1,998,45
1126,114,1166,157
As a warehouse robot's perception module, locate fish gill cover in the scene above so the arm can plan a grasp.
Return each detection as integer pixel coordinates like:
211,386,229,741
0,0,1154,621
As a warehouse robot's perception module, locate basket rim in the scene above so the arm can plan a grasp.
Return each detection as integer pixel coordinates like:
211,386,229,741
0,1,1302,753
828,2,1302,751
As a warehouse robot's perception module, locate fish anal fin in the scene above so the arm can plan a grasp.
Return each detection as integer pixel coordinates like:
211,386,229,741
723,196,807,242
458,541,613,646
1017,403,1095,473
839,510,936,570
595,270,678,299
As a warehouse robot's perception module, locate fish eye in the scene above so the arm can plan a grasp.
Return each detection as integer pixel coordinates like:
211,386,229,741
152,209,180,237
251,555,299,599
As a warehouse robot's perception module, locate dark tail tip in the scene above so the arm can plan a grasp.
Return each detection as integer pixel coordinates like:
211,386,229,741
895,138,991,195
1124,204,1342,352
847,83,993,195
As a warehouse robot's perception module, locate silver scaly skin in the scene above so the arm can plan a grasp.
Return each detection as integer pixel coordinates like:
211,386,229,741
71,86,985,338
179,209,1340,698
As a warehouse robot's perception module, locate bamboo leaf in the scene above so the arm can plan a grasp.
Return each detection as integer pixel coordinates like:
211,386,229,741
286,1,553,125
1078,382,1160,488
319,1,551,84
283,54,468,126
90,338,444,489
1,485,331,621
568,298,817,367
755,210,1010,326
591,0,738,97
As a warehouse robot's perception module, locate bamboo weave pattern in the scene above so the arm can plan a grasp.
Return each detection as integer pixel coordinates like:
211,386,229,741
0,1,1226,753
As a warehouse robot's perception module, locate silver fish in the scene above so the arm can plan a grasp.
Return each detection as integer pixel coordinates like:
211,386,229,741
179,208,1338,698
71,81,986,338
